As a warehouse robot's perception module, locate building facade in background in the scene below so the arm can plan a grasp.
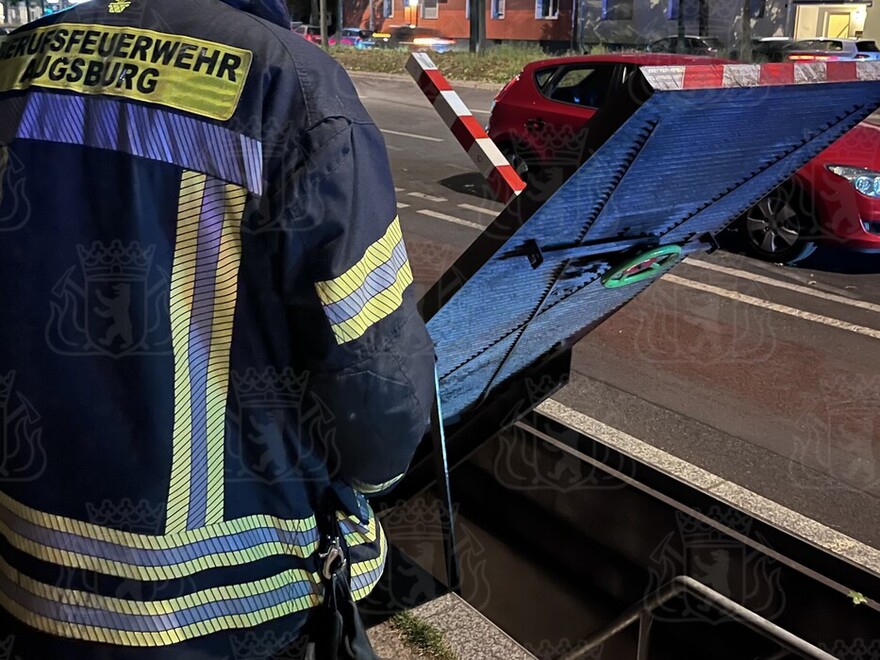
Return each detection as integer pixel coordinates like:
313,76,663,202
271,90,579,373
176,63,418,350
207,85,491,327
345,0,878,48
1,0,875,54
1,0,85,27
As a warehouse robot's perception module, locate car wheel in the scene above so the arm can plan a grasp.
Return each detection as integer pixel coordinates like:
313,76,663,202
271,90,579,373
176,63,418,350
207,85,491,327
499,142,536,184
739,186,819,264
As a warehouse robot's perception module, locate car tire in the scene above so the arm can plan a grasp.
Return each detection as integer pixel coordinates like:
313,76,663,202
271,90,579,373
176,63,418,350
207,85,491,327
499,141,537,186
737,185,819,264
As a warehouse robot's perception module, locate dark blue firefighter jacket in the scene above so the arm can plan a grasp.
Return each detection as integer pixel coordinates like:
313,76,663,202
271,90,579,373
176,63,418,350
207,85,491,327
0,0,435,657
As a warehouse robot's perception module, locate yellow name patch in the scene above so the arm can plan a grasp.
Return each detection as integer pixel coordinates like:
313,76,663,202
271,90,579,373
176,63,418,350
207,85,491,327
0,24,253,121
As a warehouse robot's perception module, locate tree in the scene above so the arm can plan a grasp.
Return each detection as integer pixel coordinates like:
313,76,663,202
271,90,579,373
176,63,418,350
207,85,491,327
741,0,753,61
677,0,685,52
468,0,485,53
287,0,311,22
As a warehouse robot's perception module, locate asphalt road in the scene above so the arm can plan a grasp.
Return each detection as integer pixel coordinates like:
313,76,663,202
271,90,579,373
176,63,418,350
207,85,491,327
351,72,880,550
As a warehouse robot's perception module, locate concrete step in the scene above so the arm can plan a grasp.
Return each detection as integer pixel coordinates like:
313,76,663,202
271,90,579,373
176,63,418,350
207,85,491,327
369,592,538,660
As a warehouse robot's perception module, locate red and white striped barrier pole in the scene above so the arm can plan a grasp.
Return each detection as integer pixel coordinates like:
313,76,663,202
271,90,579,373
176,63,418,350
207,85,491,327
406,52,527,205
639,61,880,90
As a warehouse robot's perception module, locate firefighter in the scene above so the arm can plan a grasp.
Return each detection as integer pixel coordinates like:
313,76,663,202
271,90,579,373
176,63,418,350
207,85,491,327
0,0,435,657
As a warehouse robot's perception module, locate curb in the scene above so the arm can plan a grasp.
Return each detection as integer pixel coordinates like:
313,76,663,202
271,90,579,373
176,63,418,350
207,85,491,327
346,68,504,91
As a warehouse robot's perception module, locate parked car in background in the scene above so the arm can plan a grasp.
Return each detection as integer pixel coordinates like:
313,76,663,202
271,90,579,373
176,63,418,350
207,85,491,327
730,37,793,62
488,54,880,262
647,35,724,56
293,24,323,44
329,27,375,49
372,26,457,52
785,38,880,61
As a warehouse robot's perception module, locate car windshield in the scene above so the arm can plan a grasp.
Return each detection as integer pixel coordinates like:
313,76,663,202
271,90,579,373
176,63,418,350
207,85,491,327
857,41,879,52
701,37,723,48
790,39,844,52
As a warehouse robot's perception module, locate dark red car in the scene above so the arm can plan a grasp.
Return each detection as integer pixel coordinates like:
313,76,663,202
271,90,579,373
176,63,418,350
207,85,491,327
488,54,880,262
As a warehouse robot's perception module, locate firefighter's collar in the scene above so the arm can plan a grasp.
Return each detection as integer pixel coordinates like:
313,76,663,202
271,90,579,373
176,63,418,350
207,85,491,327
219,0,291,29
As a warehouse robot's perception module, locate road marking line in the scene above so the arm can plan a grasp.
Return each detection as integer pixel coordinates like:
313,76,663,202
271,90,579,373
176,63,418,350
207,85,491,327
417,209,484,230
408,192,448,203
685,258,880,314
396,202,410,209
458,203,501,217
472,109,491,115
534,399,880,586
381,129,443,143
664,274,880,340
394,187,405,192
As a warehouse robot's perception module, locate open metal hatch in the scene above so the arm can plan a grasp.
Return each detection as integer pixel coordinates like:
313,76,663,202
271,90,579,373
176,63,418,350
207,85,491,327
421,62,880,424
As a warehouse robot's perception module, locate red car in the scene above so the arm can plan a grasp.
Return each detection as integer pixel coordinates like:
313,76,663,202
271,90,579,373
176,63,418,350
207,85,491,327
740,118,880,261
488,54,880,262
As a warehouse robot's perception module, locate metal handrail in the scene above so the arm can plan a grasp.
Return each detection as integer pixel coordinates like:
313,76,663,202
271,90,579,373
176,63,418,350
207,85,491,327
562,575,836,660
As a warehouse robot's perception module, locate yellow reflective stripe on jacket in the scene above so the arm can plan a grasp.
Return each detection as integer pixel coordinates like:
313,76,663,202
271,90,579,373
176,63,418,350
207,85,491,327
166,172,246,533
0,492,314,581
0,514,387,646
166,170,202,533
340,512,380,548
315,217,405,304
351,522,388,602
330,264,413,344
0,488,378,582
314,217,414,344
0,558,321,646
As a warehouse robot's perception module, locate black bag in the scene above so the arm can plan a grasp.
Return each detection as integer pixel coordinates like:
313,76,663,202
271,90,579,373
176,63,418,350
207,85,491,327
307,504,380,660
